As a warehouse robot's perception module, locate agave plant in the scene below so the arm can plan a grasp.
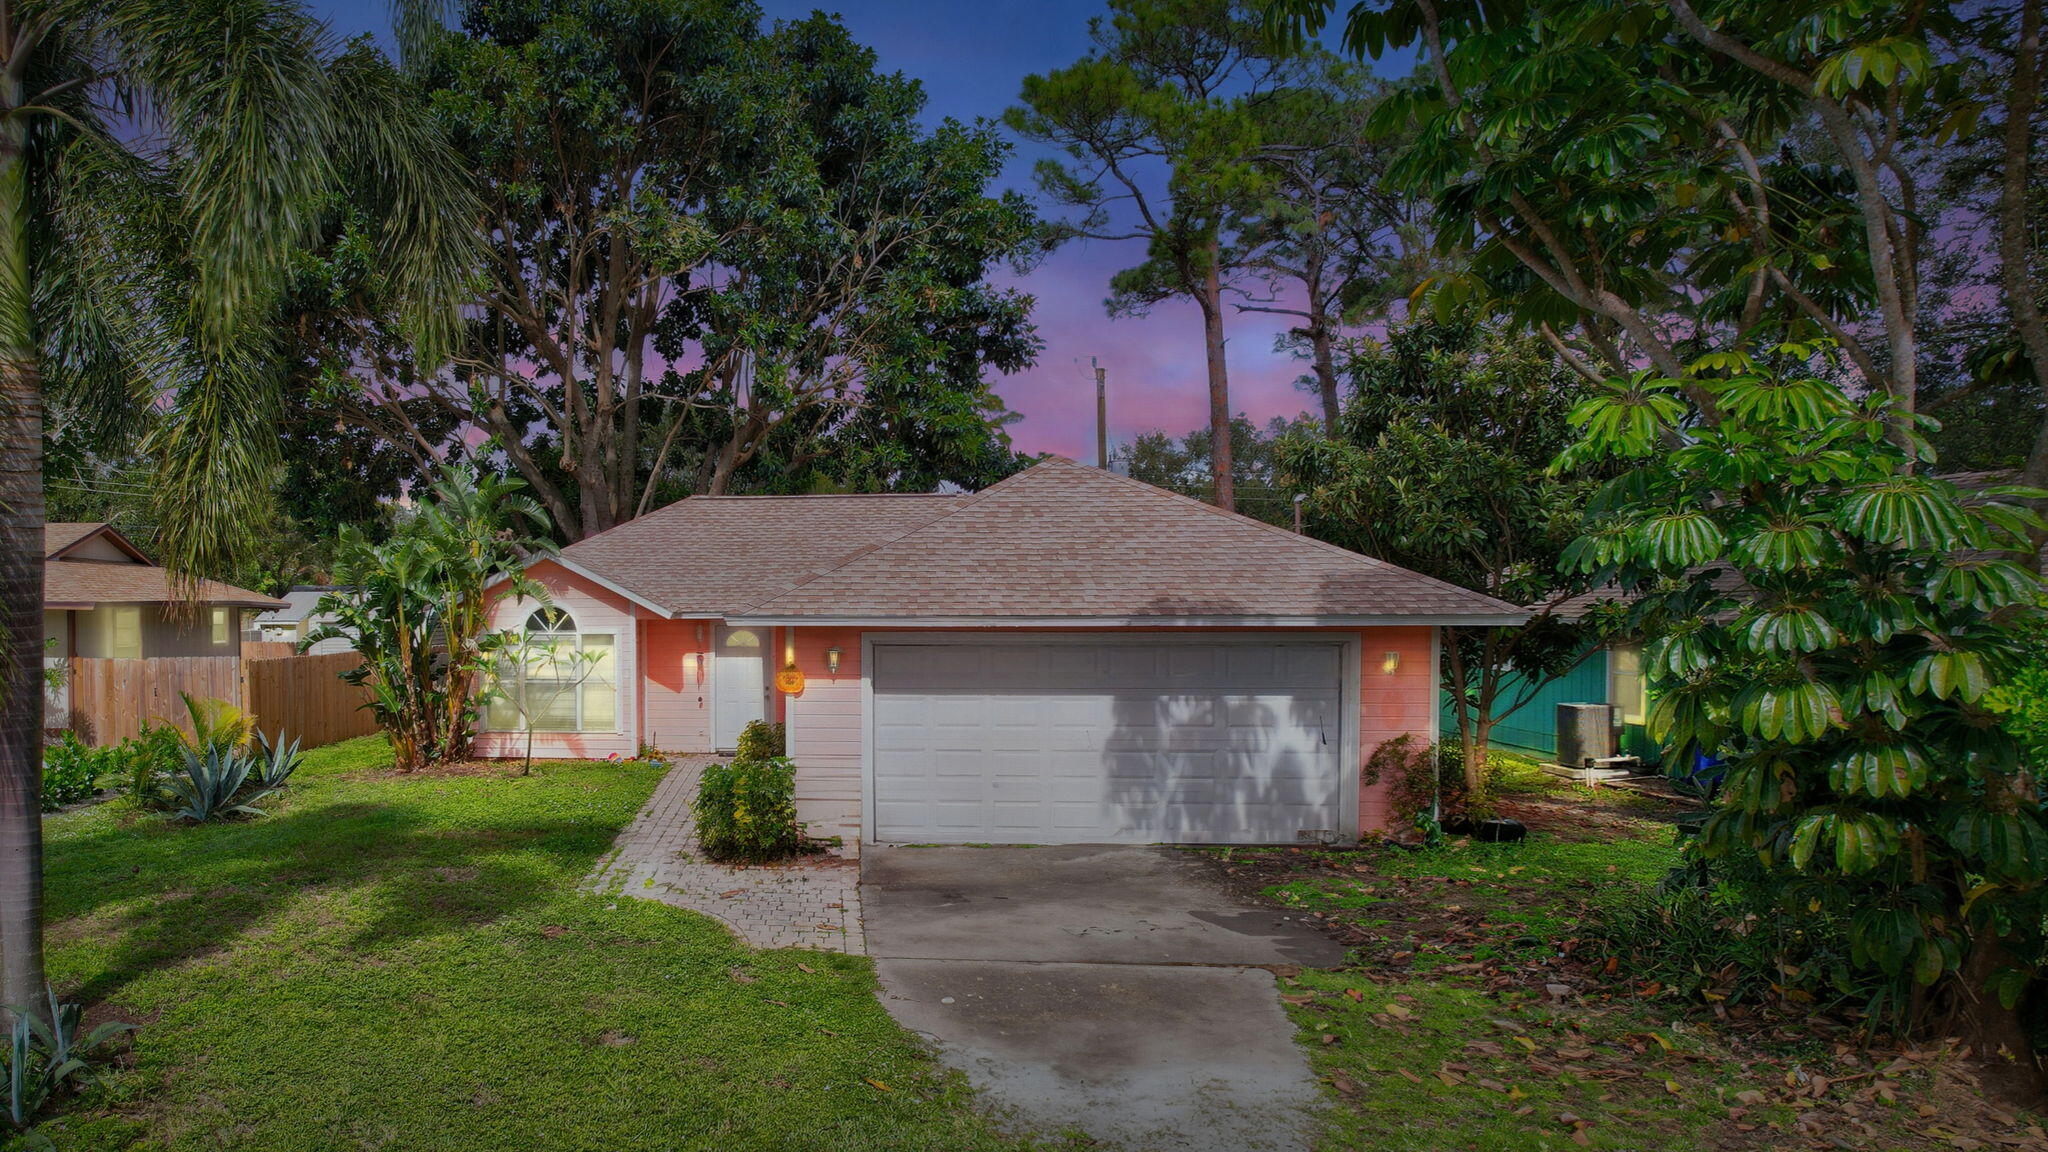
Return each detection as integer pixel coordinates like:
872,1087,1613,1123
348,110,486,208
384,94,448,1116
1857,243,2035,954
252,731,303,791
5,986,134,1132
162,747,273,823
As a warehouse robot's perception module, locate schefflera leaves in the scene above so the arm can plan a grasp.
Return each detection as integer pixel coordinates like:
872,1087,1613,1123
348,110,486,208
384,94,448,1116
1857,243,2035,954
1950,808,2048,881
1789,808,1899,874
1737,604,1842,657
1646,629,1713,680
1639,509,1725,568
1559,351,2048,1002
1838,669,1911,731
1730,516,1835,572
1825,741,1929,799
1907,649,1989,703
1837,479,1972,551
1930,557,2038,614
1733,678,1840,742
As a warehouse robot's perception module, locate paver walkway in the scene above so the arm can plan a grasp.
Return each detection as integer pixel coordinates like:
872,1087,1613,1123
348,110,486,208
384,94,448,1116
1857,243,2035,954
587,757,864,953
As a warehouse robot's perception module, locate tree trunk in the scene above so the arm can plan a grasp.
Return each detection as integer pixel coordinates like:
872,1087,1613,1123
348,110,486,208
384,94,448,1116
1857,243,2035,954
1442,629,1472,815
1951,933,2047,1107
1464,714,1492,797
1200,254,1234,513
0,86,47,1019
2001,0,2048,537
1310,318,1341,431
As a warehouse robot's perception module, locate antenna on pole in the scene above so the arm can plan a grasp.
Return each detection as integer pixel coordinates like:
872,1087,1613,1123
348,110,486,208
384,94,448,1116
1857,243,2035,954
1093,357,1109,469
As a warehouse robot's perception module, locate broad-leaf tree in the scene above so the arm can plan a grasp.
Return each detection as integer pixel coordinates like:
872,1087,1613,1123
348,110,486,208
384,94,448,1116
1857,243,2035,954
1009,0,1297,511
1280,320,1601,792
1116,412,1320,528
0,0,475,1017
367,0,1040,540
1266,0,2048,468
1557,344,2046,1095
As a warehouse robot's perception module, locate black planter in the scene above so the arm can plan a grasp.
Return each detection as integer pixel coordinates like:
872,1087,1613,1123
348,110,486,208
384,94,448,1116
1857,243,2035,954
1440,816,1528,843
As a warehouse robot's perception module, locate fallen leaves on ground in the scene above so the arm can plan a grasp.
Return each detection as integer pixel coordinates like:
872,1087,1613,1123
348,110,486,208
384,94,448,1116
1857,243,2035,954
1202,781,2048,1152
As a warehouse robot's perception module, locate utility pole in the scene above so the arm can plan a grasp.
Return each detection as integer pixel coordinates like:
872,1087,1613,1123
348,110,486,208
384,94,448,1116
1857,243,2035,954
1093,357,1108,469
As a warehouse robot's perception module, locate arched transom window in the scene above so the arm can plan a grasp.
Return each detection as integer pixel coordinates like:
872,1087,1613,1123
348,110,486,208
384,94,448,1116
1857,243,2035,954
485,606,618,734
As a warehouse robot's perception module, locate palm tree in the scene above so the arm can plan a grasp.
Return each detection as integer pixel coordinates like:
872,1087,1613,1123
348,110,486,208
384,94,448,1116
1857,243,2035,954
0,0,476,1017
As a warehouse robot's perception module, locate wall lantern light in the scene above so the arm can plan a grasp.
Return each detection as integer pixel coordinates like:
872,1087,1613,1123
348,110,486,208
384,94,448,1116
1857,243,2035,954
1381,651,1401,675
825,646,843,674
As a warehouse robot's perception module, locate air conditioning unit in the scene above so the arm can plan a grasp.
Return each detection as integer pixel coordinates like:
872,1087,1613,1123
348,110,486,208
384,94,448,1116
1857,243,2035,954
1556,703,1617,771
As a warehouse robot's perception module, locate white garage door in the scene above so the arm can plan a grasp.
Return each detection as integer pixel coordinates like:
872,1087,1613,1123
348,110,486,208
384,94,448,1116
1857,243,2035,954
870,639,1348,845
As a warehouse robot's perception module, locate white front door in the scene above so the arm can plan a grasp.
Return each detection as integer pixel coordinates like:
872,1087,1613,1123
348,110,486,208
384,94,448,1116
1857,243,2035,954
870,638,1349,845
713,626,767,752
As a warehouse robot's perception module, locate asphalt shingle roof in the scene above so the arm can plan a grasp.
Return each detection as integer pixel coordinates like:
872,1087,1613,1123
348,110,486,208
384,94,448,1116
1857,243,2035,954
557,492,964,617
562,459,1522,622
45,563,285,610
43,522,284,610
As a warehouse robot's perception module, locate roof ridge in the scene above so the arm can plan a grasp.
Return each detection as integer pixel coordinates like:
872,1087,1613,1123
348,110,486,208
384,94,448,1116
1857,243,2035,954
688,492,960,500
1057,460,1520,613
560,489,962,564
732,460,1056,614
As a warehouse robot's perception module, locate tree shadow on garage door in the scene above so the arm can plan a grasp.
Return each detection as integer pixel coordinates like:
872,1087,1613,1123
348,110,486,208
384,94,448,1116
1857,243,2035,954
1100,624,1346,845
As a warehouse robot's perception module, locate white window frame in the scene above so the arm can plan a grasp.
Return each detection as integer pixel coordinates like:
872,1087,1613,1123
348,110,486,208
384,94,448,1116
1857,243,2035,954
486,610,622,735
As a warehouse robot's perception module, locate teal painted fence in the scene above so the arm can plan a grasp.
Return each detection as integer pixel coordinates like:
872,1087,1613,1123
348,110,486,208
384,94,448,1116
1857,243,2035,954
1437,647,1661,766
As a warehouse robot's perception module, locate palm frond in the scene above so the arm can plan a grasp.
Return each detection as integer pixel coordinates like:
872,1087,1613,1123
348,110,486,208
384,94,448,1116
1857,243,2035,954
102,0,338,346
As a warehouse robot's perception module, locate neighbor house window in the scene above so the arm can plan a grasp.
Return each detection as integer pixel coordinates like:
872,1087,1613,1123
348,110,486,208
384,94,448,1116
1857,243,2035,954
211,608,230,647
486,608,618,733
102,606,142,659
1608,643,1648,727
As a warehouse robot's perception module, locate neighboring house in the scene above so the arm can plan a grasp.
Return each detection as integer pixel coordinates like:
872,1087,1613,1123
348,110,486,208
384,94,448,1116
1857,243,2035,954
252,586,355,655
1449,569,1766,769
481,458,1524,849
42,523,287,727
43,523,286,661
1436,641,1658,767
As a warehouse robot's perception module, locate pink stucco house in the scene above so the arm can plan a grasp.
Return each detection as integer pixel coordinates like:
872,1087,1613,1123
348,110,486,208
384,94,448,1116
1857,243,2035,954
479,458,1523,850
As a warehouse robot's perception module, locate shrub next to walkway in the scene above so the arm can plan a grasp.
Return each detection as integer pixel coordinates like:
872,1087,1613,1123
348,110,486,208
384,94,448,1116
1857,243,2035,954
695,721,804,864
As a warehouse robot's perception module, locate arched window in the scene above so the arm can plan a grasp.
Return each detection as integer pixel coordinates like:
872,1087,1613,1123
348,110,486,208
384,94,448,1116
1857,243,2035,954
526,607,574,633
485,605,618,734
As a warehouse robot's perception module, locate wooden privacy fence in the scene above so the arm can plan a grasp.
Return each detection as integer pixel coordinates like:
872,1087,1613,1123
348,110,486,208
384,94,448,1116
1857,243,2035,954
243,652,380,747
57,651,378,749
241,640,300,661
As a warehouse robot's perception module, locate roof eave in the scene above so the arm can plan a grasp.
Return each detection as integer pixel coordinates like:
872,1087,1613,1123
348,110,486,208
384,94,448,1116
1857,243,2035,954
491,555,679,619
722,612,1532,628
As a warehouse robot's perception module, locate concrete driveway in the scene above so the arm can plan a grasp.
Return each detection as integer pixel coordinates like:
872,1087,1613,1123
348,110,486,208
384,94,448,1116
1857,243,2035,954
863,845,1347,1152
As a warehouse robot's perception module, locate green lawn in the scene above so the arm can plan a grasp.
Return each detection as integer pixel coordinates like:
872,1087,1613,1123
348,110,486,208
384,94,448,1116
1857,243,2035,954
33,738,1047,1152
